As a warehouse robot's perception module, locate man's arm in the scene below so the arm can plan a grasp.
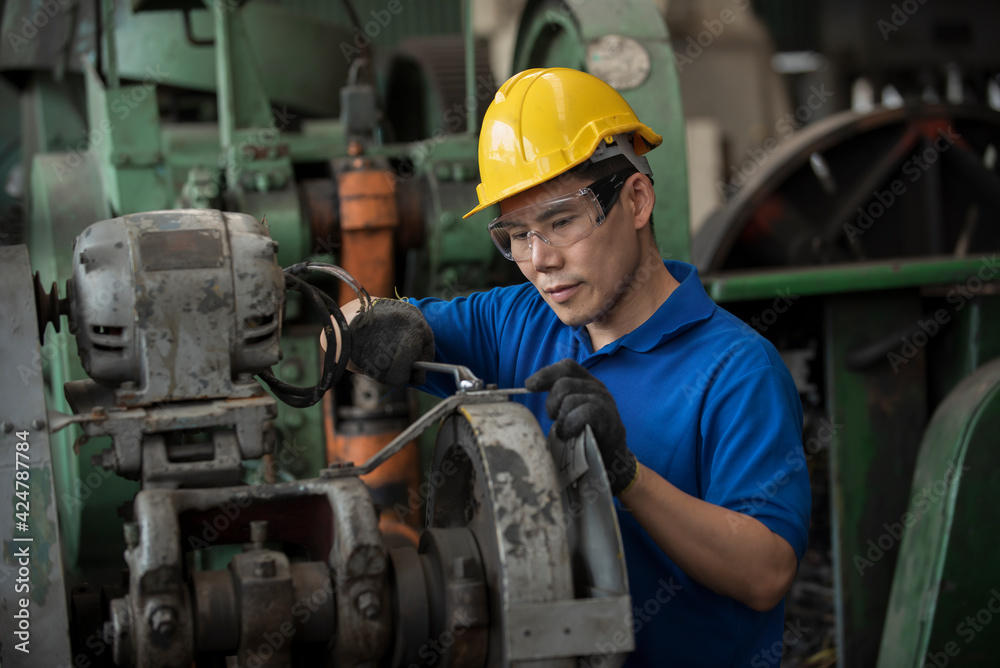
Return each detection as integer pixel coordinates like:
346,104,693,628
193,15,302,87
620,465,798,611
527,359,801,612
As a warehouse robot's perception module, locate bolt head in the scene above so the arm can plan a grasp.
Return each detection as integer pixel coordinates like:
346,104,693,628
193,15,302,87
149,606,177,636
356,591,380,620
254,555,276,578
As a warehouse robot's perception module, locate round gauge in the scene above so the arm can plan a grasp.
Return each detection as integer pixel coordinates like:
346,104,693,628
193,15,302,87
586,35,651,91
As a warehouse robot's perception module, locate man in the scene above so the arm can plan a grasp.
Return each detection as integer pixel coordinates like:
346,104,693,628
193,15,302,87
334,68,810,667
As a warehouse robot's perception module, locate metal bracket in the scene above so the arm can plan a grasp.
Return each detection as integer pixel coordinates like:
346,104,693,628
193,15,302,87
320,364,531,479
506,597,635,660
550,426,594,490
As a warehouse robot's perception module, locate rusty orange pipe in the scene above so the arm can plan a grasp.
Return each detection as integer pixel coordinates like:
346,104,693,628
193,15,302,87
324,162,421,537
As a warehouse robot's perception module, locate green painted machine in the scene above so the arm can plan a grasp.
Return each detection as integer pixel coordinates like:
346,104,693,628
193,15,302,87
3,0,1000,665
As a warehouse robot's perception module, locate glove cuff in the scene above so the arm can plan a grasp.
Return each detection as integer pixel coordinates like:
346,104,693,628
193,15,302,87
611,451,639,496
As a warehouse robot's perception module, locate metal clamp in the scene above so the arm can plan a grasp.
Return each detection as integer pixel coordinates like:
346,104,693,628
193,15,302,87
320,365,531,478
412,361,484,391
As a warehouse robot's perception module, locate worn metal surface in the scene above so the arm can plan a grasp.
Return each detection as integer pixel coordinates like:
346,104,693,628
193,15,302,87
231,549,296,667
431,400,573,668
506,598,633,661
325,476,392,667
513,0,690,262
111,476,382,667
414,527,490,668
427,399,635,667
191,568,238,652
877,357,1000,666
192,556,334,658
0,245,72,667
63,381,276,486
140,432,243,489
388,546,432,667
70,210,283,405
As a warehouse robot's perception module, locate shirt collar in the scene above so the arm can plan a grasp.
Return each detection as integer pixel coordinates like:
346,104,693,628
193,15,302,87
572,260,716,357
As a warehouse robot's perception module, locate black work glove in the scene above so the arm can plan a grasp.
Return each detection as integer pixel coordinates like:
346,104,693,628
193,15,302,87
349,299,435,388
526,359,638,496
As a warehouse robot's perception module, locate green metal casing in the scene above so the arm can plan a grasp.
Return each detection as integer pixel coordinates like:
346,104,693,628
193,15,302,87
877,350,1000,666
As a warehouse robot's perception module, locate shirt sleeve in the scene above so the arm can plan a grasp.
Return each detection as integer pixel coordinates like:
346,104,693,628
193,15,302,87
699,363,811,562
408,291,503,396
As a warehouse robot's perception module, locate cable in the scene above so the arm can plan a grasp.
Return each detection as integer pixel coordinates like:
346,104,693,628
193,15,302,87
256,270,352,408
284,261,373,312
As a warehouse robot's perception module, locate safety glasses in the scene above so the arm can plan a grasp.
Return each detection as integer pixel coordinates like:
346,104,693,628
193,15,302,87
487,169,635,261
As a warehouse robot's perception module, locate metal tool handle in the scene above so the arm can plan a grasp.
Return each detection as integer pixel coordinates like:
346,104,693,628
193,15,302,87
412,361,485,391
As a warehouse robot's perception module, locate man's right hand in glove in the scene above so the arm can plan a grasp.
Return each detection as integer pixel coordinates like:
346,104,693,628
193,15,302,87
320,298,435,388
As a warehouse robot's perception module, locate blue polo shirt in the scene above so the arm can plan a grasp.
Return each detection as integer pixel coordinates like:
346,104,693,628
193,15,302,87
410,260,810,668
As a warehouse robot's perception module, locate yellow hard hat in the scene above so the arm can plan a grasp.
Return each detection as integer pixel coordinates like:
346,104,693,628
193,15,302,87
464,67,662,218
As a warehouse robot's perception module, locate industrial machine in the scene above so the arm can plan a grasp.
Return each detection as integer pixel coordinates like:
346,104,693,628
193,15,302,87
0,0,688,581
3,0,999,665
0,1,685,666
1,209,634,667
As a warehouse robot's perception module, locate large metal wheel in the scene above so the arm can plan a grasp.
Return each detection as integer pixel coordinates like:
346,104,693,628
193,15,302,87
694,104,1000,273
426,400,632,668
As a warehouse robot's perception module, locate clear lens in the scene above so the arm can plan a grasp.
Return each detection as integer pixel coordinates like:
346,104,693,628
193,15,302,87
488,190,604,261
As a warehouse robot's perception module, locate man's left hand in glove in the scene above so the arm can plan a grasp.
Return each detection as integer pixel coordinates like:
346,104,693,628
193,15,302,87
526,359,639,495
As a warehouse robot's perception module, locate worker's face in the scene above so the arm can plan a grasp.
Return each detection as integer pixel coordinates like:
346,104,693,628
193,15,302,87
499,172,652,329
